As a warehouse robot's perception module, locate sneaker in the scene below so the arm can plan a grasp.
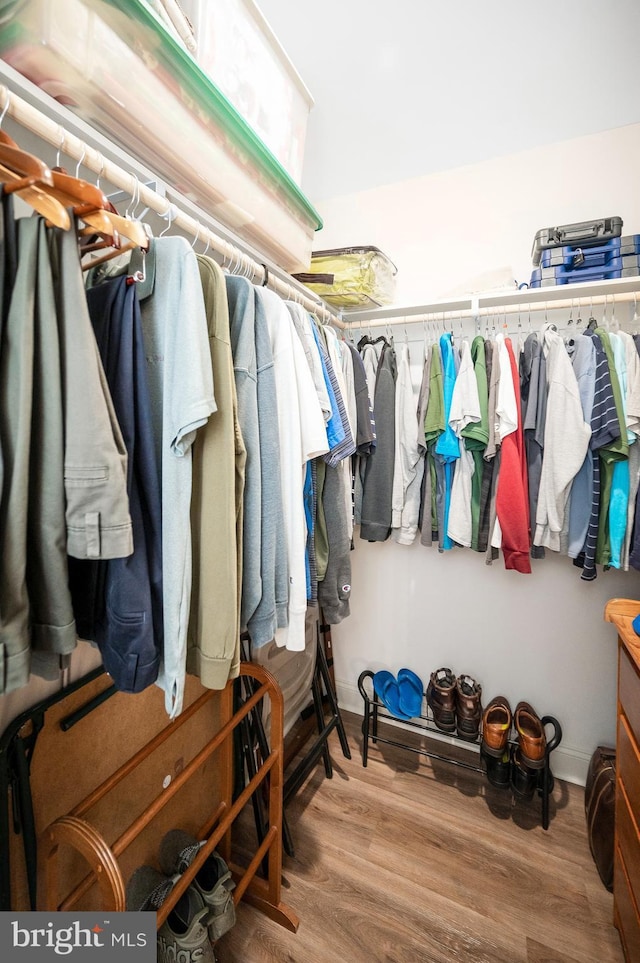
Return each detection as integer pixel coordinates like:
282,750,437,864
126,865,216,963
426,667,457,733
160,830,236,941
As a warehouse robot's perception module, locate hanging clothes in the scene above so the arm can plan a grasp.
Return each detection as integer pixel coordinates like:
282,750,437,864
618,330,640,569
608,332,633,568
125,239,216,719
286,303,332,424
484,339,502,563
566,333,596,559
392,341,423,545
69,274,163,694
347,342,376,455
314,318,355,624
434,332,460,551
594,326,628,568
416,345,432,546
520,331,547,559
462,335,489,552
354,340,379,525
477,339,497,554
575,328,620,580
317,463,352,624
495,337,531,573
360,340,397,541
51,222,133,562
226,276,263,638
253,286,289,645
325,327,356,541
0,216,77,694
285,303,333,602
533,324,591,556
187,256,246,689
423,342,445,546
259,287,328,651
447,339,481,549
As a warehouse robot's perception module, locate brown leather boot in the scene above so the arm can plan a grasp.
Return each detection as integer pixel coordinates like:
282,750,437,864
455,674,482,742
426,667,456,733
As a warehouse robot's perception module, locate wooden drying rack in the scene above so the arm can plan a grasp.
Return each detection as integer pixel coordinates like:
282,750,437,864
40,663,299,933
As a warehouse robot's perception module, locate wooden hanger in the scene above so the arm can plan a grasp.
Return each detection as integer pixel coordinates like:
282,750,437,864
0,123,71,227
50,170,149,248
81,239,137,272
0,124,149,248
0,162,71,230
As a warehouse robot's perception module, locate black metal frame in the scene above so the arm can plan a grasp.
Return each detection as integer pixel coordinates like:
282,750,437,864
0,666,112,910
283,622,351,805
357,669,562,830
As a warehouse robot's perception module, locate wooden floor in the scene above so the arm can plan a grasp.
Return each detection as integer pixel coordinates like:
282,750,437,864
216,712,624,963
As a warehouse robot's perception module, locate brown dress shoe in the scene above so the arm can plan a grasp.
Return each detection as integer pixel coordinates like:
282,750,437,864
514,701,546,769
426,667,456,733
481,696,512,758
455,674,482,742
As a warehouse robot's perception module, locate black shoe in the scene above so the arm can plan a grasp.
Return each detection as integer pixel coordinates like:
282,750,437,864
482,744,510,789
511,747,537,798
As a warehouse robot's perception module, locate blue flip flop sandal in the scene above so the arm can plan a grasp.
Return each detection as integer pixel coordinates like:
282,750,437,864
397,667,424,718
372,670,411,720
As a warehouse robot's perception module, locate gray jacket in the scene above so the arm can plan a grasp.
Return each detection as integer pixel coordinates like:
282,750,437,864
360,342,397,541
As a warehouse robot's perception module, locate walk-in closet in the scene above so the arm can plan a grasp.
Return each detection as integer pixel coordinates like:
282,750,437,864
0,2,639,962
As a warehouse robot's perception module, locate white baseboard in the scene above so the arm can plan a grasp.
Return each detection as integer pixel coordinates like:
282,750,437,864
334,678,590,788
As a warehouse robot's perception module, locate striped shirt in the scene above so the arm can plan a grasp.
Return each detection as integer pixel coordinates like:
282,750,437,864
577,330,620,580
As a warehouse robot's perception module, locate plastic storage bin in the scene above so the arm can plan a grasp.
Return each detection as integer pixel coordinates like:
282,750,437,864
294,246,398,309
178,0,313,185
0,0,322,272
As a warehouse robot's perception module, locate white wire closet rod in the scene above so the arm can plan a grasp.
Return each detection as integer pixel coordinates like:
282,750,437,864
0,83,344,329
345,277,640,328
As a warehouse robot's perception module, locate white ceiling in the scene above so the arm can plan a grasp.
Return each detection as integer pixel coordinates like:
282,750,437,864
258,0,640,204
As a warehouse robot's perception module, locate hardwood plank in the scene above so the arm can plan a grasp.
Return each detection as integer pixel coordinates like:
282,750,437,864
527,937,584,963
216,712,624,963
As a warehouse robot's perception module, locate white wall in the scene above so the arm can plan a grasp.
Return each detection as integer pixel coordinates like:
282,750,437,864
315,124,640,305
323,124,640,784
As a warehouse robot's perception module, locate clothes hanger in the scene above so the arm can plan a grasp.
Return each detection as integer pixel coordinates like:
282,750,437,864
0,95,53,194
104,169,150,248
0,124,113,237
0,159,71,229
357,329,389,350
0,96,70,229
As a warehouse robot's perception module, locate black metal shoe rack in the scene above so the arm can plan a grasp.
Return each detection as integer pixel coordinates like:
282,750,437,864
357,670,562,830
